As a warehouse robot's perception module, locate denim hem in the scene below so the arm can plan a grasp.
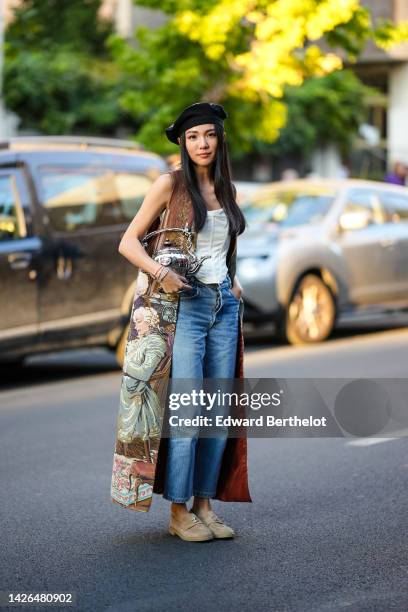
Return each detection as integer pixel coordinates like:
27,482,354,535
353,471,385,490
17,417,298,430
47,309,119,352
162,494,191,503
193,491,216,498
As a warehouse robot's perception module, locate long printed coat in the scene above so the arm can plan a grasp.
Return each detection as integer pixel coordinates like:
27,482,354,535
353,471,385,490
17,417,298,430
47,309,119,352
111,168,252,512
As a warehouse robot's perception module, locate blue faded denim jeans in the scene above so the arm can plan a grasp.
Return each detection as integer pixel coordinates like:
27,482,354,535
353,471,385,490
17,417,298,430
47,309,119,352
163,274,241,502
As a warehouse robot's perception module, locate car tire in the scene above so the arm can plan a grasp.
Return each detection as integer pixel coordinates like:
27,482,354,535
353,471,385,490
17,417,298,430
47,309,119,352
115,322,130,368
277,274,336,345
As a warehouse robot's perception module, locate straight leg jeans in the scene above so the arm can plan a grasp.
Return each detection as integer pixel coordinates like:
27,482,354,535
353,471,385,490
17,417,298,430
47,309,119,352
163,274,241,502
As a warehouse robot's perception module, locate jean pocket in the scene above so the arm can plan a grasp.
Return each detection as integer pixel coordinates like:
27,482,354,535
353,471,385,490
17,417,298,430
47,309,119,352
228,287,242,302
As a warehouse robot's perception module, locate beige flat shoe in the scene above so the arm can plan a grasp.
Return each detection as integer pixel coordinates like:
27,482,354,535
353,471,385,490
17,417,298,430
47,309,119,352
193,510,235,539
168,511,214,542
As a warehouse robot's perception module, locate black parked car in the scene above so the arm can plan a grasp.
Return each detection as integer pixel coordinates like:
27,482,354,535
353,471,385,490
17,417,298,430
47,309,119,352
0,136,167,367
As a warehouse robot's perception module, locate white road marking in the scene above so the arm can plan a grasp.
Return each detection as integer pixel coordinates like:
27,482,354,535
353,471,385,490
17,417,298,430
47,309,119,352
346,429,408,446
346,437,396,446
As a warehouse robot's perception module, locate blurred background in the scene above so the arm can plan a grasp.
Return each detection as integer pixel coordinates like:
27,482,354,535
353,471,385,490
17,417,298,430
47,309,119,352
1,0,408,180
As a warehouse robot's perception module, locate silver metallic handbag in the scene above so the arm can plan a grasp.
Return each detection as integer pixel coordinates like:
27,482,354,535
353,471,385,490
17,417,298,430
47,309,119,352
141,224,210,278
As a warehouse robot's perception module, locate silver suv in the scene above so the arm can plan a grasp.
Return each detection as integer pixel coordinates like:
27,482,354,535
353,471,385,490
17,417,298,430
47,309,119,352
237,179,408,344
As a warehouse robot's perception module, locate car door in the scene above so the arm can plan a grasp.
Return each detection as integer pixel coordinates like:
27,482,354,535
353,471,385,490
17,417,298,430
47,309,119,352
0,167,40,356
375,189,408,301
34,163,152,341
337,187,391,305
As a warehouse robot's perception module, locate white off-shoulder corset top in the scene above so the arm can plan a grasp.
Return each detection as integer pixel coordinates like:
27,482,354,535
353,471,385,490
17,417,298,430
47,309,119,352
194,208,231,284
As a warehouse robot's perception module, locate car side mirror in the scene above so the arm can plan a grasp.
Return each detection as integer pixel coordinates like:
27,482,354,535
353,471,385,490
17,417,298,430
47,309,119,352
338,209,372,231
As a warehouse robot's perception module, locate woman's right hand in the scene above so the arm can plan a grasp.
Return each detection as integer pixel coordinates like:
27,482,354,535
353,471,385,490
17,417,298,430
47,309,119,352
158,268,192,294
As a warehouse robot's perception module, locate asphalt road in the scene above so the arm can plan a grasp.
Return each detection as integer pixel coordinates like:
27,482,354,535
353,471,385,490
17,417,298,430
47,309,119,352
0,324,407,612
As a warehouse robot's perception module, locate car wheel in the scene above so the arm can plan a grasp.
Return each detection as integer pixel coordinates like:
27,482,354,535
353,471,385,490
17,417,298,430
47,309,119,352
278,274,336,345
115,322,130,368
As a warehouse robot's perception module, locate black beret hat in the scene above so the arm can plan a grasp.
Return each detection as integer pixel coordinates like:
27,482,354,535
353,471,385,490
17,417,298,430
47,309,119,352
165,102,228,144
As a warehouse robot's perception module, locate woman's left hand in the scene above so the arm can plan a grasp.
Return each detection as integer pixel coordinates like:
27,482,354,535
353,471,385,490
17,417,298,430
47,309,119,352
231,277,243,300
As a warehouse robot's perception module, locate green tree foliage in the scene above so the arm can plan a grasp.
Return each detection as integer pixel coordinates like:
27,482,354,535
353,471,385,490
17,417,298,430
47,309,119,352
5,0,407,152
4,0,129,134
268,70,375,158
108,0,408,156
6,0,112,55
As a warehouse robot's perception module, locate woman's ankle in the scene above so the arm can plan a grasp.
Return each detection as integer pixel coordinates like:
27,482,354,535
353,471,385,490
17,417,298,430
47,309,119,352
170,502,189,517
191,496,211,515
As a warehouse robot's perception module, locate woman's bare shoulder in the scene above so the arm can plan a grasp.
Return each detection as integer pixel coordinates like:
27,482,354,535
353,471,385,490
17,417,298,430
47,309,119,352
154,171,173,197
154,171,182,209
139,171,174,218
120,171,176,242
155,171,174,190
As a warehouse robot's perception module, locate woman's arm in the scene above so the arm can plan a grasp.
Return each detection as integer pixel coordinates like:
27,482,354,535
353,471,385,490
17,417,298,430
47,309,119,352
118,173,172,276
118,173,191,293
231,275,243,299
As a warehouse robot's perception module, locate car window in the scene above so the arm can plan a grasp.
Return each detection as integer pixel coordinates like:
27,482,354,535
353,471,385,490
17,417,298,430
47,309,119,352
114,172,153,220
0,174,27,241
377,191,408,224
342,189,386,224
38,166,152,232
242,189,336,228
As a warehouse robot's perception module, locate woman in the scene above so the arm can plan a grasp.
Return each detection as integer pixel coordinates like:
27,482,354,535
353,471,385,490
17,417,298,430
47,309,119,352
113,102,249,540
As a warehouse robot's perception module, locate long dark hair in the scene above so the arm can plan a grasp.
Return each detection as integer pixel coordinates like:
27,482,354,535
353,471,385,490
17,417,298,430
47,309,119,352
178,122,246,236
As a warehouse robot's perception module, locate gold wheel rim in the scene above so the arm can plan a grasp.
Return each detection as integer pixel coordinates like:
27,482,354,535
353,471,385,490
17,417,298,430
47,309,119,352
289,279,333,341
